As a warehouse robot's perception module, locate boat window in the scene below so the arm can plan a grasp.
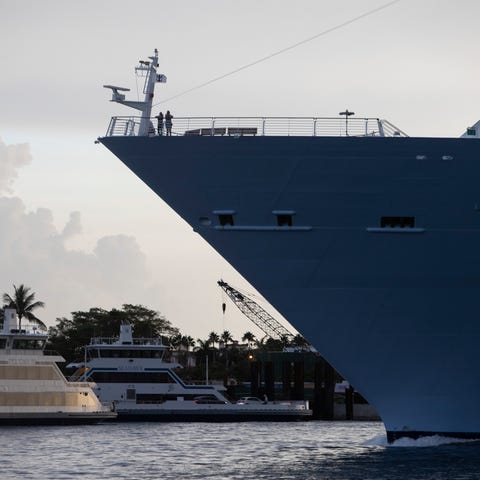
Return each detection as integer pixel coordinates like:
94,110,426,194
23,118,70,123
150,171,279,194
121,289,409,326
136,394,166,404
0,339,6,349
90,371,176,383
12,339,45,350
126,388,136,400
136,393,200,404
86,349,99,359
99,349,163,358
380,216,415,228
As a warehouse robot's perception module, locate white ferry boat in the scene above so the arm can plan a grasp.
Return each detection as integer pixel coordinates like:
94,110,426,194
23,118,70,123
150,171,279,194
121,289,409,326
71,322,311,421
0,307,116,425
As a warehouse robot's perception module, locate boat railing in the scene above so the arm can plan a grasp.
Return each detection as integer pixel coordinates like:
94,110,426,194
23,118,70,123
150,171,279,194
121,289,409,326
90,336,163,346
67,380,93,387
0,324,48,336
104,116,408,138
3,349,62,357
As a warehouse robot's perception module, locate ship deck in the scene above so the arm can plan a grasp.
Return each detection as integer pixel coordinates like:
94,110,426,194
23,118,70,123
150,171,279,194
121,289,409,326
105,116,408,138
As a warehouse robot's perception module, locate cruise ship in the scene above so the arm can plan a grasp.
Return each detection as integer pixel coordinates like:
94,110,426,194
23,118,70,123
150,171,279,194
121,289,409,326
0,307,115,425
98,50,480,442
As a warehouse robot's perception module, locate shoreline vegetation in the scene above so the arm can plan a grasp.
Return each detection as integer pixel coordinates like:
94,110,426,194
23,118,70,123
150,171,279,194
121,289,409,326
0,285,326,391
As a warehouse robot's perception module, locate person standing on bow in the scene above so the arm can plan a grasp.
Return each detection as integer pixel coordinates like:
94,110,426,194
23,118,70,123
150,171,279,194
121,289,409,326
165,110,173,136
155,111,164,136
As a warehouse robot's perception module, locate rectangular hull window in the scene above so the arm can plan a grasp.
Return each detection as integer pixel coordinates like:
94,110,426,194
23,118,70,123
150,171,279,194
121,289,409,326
219,214,234,226
277,214,293,227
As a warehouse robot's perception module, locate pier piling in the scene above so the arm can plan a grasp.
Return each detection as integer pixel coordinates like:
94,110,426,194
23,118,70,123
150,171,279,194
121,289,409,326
265,361,275,400
282,361,292,399
292,361,304,400
250,361,261,397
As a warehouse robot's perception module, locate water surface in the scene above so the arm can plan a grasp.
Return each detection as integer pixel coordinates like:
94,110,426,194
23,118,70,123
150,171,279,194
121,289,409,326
2,421,480,479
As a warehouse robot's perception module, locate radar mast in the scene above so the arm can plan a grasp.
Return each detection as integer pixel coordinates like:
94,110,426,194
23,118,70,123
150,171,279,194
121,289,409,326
103,49,167,136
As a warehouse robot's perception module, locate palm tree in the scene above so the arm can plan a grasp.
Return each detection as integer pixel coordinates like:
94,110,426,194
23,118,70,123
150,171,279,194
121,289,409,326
195,338,211,353
181,335,195,351
242,331,256,348
168,333,182,349
208,331,220,349
280,334,292,348
255,335,268,350
220,330,234,348
2,284,46,331
194,339,211,363
291,333,312,351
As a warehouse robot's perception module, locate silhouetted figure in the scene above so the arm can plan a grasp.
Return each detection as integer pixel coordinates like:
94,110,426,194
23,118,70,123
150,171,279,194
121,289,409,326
165,110,173,136
156,111,164,136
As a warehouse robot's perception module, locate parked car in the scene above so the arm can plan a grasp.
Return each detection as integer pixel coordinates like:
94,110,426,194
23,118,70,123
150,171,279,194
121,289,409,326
193,396,228,404
236,397,263,405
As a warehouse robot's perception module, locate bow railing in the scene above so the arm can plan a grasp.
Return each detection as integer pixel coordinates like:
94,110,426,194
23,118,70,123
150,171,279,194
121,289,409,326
105,116,408,138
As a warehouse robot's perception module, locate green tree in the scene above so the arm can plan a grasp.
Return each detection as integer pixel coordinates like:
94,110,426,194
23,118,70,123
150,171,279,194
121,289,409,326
2,284,46,331
47,304,179,363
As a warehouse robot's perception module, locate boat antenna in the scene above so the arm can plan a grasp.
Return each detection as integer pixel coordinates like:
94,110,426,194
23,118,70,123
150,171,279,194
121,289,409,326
104,48,167,136
154,0,402,106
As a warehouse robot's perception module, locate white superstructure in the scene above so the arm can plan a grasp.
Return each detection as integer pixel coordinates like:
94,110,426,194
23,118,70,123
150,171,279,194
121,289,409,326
73,321,311,421
0,307,115,424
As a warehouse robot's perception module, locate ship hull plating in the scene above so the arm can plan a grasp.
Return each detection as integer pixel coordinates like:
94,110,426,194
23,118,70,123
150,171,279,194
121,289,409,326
100,135,480,440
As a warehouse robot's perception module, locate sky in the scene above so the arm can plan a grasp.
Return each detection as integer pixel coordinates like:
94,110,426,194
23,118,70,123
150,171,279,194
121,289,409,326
0,0,479,341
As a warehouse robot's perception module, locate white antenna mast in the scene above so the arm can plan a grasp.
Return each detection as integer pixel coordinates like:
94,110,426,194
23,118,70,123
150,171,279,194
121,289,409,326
103,49,167,136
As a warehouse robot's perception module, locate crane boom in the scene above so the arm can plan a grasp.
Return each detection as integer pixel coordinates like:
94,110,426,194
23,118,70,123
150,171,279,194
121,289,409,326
218,280,295,340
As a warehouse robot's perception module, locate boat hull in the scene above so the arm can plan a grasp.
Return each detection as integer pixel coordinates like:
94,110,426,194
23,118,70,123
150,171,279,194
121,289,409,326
0,412,116,426
100,134,480,440
115,409,311,422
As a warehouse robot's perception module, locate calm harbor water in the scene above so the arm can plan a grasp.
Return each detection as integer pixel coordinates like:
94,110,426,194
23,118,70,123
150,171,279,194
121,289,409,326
2,421,480,479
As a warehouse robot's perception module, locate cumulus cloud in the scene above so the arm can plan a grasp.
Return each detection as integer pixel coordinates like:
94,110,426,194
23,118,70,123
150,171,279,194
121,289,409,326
0,138,31,194
0,137,156,326
61,211,82,239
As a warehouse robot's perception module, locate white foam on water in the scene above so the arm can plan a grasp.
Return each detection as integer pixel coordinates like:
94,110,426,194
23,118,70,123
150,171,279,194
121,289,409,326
363,434,388,446
390,435,475,448
363,434,477,448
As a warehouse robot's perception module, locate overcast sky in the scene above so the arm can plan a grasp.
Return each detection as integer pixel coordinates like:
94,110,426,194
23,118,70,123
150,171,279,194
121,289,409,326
1,0,479,340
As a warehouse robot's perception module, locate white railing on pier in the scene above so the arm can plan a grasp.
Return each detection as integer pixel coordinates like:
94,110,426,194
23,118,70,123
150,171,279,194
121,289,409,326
105,116,408,138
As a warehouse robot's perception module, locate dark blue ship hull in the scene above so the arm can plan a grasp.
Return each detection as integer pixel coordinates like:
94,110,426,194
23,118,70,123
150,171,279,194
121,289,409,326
100,134,480,441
